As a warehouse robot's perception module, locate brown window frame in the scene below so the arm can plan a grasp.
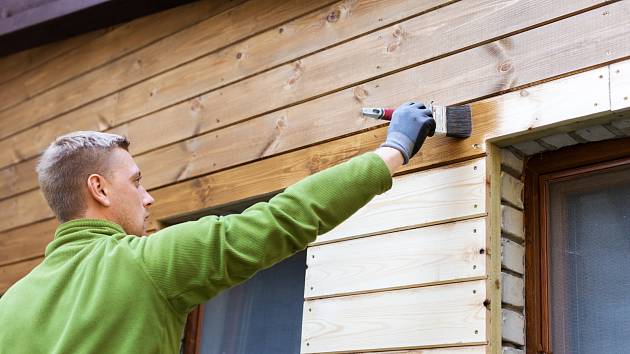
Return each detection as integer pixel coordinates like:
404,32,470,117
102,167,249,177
523,136,630,354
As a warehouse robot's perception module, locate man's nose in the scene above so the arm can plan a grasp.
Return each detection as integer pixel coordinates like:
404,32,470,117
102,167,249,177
143,188,155,207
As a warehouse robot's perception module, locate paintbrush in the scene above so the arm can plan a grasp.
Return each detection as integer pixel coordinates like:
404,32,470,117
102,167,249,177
362,104,472,138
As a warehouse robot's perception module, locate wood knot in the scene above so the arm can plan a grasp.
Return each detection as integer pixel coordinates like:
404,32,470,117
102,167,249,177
520,89,529,97
499,60,513,73
236,52,243,59
353,86,369,101
189,98,202,113
286,60,304,86
387,25,405,52
326,9,340,23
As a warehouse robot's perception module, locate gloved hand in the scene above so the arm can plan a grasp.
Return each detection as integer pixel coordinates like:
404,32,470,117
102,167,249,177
380,102,436,164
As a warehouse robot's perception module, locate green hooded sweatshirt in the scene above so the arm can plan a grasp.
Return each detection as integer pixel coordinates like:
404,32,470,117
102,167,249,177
0,152,392,354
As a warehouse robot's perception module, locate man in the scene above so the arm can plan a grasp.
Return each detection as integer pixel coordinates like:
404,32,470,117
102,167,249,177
0,102,435,353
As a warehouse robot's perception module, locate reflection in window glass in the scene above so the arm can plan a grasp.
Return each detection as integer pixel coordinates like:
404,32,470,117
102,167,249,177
199,251,306,354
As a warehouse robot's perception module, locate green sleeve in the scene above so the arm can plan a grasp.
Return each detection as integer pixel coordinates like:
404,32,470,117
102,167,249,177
137,152,392,313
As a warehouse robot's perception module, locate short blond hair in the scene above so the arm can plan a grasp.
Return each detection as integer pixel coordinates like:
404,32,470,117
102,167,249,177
36,131,130,222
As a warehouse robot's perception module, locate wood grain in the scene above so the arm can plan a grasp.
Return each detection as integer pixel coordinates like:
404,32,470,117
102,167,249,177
355,347,487,354
314,158,486,245
0,257,42,293
0,0,611,171
0,0,332,141
0,188,52,233
0,28,104,85
0,0,450,170
0,0,240,112
301,280,487,353
0,62,611,231
305,218,486,299
0,0,622,202
0,219,56,267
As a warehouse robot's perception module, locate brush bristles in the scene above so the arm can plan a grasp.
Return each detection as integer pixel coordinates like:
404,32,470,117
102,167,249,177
445,105,472,138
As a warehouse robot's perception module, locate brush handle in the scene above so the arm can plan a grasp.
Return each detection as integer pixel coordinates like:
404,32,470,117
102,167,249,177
380,108,394,121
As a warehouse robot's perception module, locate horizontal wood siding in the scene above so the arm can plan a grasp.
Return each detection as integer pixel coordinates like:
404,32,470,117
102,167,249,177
314,158,486,245
302,280,487,353
305,218,486,299
0,2,629,353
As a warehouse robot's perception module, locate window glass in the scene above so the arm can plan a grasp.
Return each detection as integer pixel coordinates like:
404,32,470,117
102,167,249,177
198,251,306,354
548,164,630,353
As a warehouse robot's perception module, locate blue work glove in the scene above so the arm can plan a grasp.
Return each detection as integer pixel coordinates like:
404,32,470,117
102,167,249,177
380,102,436,164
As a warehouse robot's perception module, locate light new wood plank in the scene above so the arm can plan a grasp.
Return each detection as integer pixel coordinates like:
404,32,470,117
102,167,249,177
0,0,611,171
314,159,485,245
0,0,331,142
0,257,42,293
0,0,240,113
611,59,630,112
305,218,486,299
301,280,487,353
357,347,487,354
0,219,56,267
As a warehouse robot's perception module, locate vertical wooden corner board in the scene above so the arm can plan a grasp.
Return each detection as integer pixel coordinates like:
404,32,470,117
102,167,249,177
0,0,617,171
1,0,626,204
313,158,486,245
0,0,242,113
301,280,487,353
0,0,333,142
484,144,503,354
305,218,487,299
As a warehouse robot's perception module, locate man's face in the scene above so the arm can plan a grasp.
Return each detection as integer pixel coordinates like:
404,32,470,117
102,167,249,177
105,148,154,236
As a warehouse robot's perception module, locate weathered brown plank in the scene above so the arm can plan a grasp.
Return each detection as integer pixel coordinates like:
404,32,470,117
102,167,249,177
305,218,486,299
132,2,620,194
0,0,448,169
0,158,38,200
112,0,613,156
0,60,611,232
301,280,487,353
0,0,241,112
0,219,56,267
0,28,105,85
0,257,42,293
0,189,52,233
0,0,332,141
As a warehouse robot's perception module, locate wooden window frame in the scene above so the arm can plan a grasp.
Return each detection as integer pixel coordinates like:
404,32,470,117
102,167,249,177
523,137,630,354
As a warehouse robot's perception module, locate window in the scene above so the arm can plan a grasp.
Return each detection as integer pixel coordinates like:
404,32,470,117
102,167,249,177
524,138,630,354
177,193,307,354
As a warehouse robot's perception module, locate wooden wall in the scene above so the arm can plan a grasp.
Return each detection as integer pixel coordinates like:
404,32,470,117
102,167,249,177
1,0,630,352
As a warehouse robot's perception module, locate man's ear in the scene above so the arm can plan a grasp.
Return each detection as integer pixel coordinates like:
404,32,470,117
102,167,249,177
86,174,111,207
